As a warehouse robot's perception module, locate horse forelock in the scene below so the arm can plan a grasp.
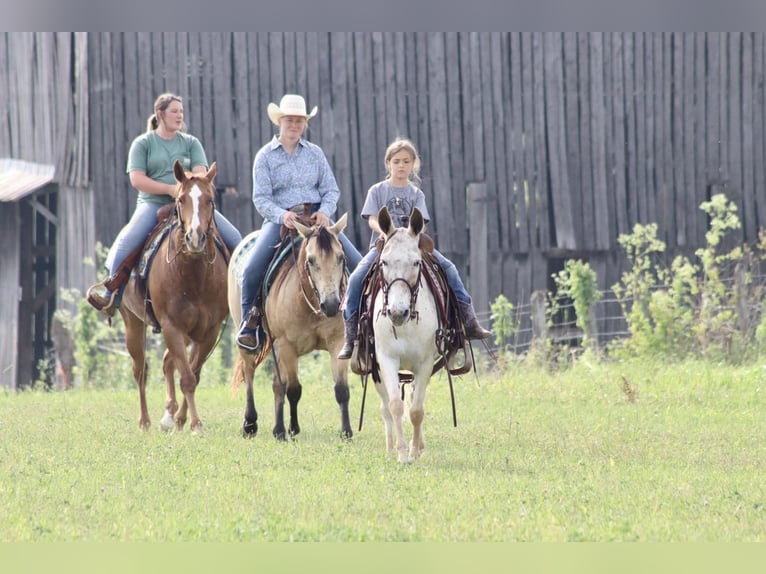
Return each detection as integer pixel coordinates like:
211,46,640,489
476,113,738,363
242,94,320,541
315,226,336,253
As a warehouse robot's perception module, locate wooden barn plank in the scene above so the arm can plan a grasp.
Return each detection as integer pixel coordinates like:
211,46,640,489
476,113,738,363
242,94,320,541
176,33,191,105
231,32,252,192
633,33,649,224
329,32,353,236
304,33,321,148
492,31,513,252
283,32,297,93
108,33,130,226
544,32,576,251
671,33,687,247
459,32,478,181
643,33,657,225
415,32,437,237
185,33,204,139
623,33,640,229
150,32,164,97
197,33,216,166
162,32,181,94
727,33,745,246
520,32,538,252
427,32,457,255
354,32,377,207
480,32,501,253
683,33,698,244
659,33,674,247
0,34,9,157
589,33,609,251
509,32,530,253
752,34,766,231
563,32,584,248
209,33,236,184
269,33,285,111
741,33,756,237
228,32,255,231
576,32,595,250
345,33,363,224
121,33,142,147
693,32,709,240
370,32,387,178
610,33,630,239
707,33,722,196
532,32,550,252
445,31,468,267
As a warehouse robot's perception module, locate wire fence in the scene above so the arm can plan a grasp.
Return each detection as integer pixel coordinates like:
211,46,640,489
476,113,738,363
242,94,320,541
480,270,766,356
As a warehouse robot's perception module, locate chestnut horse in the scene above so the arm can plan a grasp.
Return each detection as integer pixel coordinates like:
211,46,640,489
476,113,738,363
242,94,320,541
118,160,228,432
371,207,441,463
228,214,352,440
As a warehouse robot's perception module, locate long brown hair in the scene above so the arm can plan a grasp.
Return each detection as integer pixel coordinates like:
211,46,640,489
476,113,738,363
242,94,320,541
384,137,422,186
146,93,185,133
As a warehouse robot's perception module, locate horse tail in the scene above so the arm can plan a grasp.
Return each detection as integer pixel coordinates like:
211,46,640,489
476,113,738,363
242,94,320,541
230,355,245,391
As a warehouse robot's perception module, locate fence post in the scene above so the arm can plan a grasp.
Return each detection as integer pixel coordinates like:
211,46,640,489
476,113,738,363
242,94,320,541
734,261,749,335
530,290,547,352
468,182,489,316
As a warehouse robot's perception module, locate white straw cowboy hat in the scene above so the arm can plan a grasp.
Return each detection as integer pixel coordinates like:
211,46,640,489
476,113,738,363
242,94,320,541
267,94,318,126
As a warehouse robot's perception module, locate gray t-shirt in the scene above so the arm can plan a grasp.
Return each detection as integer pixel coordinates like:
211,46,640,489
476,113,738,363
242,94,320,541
360,180,430,249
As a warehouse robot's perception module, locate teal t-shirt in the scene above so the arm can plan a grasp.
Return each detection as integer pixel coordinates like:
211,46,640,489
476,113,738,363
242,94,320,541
126,131,208,205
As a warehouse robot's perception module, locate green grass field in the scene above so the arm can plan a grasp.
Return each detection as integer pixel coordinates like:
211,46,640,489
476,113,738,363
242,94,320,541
1,354,764,542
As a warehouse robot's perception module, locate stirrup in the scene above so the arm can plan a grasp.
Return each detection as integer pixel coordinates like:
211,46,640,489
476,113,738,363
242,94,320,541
86,279,117,318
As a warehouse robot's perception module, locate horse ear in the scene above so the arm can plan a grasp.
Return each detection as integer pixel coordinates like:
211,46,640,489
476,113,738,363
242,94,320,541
294,220,314,238
378,206,394,236
329,212,348,236
206,162,217,182
409,207,425,235
173,160,187,183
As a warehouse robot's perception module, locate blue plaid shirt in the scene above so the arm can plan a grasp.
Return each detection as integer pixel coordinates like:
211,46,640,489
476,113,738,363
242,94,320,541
252,136,340,224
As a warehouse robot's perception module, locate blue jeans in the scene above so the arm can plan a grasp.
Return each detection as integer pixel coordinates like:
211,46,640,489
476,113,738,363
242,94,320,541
342,246,470,319
105,202,242,282
240,218,362,317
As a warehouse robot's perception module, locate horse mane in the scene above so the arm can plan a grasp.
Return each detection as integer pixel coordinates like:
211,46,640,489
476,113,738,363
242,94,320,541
315,226,334,253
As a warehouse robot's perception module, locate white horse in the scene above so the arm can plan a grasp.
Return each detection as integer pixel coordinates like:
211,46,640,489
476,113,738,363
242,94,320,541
372,206,440,463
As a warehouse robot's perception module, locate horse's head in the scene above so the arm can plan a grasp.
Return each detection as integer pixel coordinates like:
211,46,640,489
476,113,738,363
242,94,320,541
377,206,425,326
173,160,218,254
293,212,348,317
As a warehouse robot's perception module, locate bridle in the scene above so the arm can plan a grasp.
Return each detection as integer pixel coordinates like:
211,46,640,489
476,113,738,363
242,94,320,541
379,259,423,323
291,231,347,316
168,188,218,264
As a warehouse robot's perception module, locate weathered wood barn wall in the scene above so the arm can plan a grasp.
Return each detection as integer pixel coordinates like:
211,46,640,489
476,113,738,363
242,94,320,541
0,32,89,389
87,32,766,313
3,31,766,387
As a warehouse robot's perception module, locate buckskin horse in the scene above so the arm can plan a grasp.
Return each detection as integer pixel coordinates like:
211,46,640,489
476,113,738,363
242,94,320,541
228,213,352,440
117,160,229,432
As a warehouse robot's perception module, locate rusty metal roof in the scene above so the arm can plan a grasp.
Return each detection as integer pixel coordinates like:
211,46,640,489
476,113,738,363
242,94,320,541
0,158,56,202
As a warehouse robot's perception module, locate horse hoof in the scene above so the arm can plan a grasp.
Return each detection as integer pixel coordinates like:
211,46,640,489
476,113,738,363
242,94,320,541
340,429,353,441
242,421,258,438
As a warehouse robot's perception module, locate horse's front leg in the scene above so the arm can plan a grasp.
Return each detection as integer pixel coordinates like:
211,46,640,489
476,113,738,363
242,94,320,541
122,311,151,430
377,358,408,463
241,354,258,437
373,375,394,453
329,354,352,440
160,349,179,431
273,344,301,440
163,326,200,432
408,367,431,461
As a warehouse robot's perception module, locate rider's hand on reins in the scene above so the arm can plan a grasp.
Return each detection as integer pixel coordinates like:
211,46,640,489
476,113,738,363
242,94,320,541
283,210,299,229
312,211,330,227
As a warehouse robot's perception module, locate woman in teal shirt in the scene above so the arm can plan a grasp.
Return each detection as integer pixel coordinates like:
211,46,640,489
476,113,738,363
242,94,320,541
88,93,242,315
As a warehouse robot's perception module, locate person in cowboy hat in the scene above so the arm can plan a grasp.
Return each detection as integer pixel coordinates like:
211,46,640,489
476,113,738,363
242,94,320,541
236,94,362,352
